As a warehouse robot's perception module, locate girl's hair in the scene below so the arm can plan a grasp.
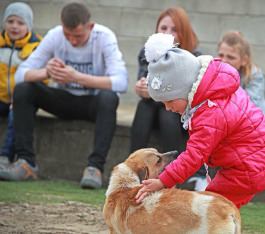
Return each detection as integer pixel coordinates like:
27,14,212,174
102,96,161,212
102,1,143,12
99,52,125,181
155,7,198,52
218,31,253,84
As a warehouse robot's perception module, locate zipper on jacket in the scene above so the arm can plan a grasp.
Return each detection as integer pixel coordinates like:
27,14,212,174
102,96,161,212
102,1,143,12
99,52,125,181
7,43,15,102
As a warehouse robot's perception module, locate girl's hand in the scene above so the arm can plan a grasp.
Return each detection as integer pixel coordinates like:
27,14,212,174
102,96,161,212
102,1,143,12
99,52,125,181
135,179,164,203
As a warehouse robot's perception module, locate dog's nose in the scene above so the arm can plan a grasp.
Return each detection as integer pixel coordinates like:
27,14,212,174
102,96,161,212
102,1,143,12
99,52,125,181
162,150,179,159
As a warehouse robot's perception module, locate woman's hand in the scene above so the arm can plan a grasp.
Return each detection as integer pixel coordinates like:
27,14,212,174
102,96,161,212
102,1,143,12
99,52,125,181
135,178,165,203
135,77,150,98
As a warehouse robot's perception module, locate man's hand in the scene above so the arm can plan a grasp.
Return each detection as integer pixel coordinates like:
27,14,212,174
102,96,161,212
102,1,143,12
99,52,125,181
135,77,150,98
46,58,64,76
135,178,164,203
46,58,77,84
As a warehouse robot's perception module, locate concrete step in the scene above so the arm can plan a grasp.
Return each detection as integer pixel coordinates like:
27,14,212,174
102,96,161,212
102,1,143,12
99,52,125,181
0,105,151,185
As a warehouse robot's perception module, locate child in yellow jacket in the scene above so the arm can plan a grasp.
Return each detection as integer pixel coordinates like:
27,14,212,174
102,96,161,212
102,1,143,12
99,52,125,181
0,2,42,166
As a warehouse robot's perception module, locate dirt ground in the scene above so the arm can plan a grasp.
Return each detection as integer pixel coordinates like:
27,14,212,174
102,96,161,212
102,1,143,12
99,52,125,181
0,202,108,234
0,201,261,234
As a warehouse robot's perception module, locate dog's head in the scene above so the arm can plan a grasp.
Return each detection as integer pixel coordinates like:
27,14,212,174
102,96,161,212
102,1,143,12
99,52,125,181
125,148,178,182
106,148,179,196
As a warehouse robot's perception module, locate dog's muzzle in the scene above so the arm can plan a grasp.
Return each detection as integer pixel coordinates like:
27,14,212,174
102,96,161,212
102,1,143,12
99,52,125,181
162,150,179,159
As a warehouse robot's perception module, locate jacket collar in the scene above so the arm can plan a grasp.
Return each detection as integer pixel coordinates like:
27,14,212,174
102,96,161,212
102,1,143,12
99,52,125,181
0,31,32,48
181,55,213,130
187,55,213,107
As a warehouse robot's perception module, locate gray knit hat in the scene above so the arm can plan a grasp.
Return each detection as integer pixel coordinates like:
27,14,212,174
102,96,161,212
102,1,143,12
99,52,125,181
3,2,33,31
145,33,201,102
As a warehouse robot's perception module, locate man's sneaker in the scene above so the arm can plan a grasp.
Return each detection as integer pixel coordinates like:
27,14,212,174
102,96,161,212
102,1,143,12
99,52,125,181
80,166,102,189
187,176,208,191
0,159,38,181
0,156,10,170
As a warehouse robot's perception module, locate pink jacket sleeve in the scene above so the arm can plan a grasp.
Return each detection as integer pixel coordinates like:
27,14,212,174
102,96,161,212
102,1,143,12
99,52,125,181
159,105,227,188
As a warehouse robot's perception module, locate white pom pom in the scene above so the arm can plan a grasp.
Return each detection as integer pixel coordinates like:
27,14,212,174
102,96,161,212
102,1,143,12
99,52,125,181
144,33,174,62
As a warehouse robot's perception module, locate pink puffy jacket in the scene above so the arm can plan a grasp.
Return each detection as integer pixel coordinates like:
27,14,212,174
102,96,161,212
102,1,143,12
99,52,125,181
159,59,265,201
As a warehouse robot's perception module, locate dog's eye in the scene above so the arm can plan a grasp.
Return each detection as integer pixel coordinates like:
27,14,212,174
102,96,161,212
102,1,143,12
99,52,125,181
157,156,162,163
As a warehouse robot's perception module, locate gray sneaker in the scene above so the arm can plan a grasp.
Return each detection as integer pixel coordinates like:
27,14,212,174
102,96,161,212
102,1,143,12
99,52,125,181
0,156,10,170
0,159,38,181
80,166,102,189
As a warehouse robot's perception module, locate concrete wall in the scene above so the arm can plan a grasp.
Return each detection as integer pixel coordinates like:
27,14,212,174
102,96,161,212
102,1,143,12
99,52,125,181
1,0,265,108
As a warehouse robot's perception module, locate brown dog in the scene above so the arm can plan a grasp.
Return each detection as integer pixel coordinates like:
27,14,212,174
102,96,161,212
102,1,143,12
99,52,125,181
103,148,241,234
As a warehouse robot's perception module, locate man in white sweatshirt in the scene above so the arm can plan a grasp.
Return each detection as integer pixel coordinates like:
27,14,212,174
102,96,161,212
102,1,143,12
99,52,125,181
0,2,128,189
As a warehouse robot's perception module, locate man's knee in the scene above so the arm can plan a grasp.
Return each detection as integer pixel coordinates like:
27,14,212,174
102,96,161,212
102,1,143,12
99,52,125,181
14,82,35,102
97,90,119,110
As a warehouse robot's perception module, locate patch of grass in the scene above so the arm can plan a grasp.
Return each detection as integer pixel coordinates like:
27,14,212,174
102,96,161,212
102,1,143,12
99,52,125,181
0,180,264,233
0,180,105,206
241,202,265,233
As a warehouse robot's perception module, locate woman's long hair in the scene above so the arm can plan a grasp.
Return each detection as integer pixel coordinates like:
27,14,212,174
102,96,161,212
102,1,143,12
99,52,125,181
155,7,199,52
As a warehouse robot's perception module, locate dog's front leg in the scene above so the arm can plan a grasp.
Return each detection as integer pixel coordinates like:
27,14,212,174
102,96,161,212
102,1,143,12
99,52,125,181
109,227,115,234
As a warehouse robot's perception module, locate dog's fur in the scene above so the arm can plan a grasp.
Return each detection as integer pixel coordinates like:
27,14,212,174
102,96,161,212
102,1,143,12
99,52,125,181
103,148,241,234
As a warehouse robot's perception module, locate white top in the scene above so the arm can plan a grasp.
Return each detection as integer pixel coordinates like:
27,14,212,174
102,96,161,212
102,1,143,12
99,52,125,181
15,24,128,95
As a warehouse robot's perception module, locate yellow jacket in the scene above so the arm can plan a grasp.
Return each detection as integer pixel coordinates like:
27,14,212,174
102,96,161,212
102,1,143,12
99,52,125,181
0,31,42,103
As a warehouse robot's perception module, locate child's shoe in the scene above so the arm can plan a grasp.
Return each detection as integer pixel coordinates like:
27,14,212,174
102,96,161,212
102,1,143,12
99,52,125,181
0,156,10,170
0,159,38,181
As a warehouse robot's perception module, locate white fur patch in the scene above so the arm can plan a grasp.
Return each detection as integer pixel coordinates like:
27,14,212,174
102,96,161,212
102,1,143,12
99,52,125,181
188,55,213,106
189,193,214,234
142,191,163,214
106,163,139,196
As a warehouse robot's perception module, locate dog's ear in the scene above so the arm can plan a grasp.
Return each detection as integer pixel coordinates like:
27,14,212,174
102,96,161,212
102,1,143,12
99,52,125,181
137,166,149,183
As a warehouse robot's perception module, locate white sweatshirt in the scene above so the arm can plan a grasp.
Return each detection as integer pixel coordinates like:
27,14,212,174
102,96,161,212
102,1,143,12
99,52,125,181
15,24,128,95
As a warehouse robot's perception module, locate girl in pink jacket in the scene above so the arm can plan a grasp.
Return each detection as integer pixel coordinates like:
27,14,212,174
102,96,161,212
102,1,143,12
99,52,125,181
135,33,265,208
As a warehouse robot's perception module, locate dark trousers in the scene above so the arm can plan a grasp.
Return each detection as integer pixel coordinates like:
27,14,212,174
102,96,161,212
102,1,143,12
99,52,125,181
13,82,119,172
0,102,15,160
130,98,206,177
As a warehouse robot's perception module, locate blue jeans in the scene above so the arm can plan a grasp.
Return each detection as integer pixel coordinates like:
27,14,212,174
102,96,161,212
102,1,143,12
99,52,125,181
0,101,15,161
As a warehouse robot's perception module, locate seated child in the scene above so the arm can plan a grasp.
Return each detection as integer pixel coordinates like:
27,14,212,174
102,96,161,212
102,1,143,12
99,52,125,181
218,31,265,113
0,2,42,167
135,33,265,209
